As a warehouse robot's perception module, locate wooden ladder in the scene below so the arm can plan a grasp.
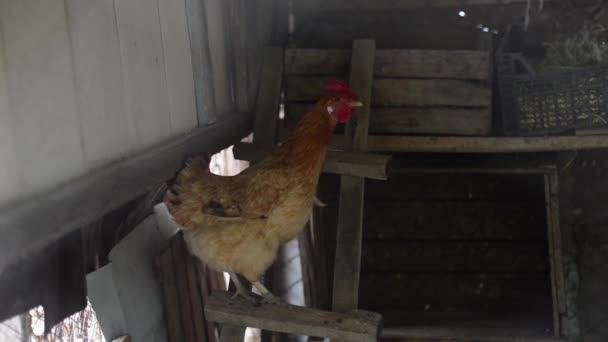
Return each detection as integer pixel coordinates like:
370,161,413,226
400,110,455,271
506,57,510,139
218,41,387,341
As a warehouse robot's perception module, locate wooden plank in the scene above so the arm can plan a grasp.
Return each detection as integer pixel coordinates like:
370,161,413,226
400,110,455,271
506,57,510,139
205,291,382,342
171,236,196,342
362,201,547,241
286,77,490,107
115,0,172,148
219,323,247,342
158,247,185,342
183,239,208,342
287,104,491,135
184,0,217,124
373,79,490,107
229,0,251,112
328,134,608,153
0,0,85,198
205,0,233,112
233,145,390,180
293,0,536,13
65,0,133,169
0,111,252,275
365,173,546,202
359,273,553,310
324,151,390,180
544,174,561,339
285,49,490,80
251,47,283,147
197,263,218,342
0,32,18,206
362,241,549,273
158,0,199,134
332,39,375,313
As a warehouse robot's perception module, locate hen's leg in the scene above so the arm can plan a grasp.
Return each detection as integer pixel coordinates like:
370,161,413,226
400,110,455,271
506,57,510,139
228,272,259,303
252,281,281,304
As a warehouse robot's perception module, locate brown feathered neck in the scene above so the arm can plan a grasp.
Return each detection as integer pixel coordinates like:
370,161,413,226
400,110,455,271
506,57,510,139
271,96,336,167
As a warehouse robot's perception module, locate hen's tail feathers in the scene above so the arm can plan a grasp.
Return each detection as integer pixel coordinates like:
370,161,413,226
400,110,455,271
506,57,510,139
163,153,212,228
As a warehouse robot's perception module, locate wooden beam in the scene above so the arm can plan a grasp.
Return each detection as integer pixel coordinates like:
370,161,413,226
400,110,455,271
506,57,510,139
233,145,391,180
324,151,390,180
204,291,382,342
329,135,608,153
232,47,283,158
286,77,490,107
287,104,491,136
285,48,490,80
332,39,375,313
0,111,253,275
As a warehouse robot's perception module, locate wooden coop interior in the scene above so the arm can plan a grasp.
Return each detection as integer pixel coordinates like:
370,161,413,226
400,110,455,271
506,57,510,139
6,0,608,342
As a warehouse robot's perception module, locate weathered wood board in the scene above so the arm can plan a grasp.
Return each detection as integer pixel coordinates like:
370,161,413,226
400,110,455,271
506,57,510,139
287,104,491,135
293,0,535,13
158,0,198,134
332,39,375,313
362,242,549,273
286,77,491,107
359,273,553,311
204,291,382,342
285,48,490,80
65,0,133,168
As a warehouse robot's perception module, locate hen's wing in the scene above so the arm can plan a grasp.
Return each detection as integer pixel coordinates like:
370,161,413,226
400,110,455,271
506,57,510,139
164,157,291,227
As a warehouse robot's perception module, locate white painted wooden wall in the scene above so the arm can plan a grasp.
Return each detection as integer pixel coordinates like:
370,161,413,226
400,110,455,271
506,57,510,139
0,0,200,206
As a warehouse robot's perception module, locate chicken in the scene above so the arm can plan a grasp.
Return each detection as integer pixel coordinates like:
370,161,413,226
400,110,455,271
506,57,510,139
164,80,361,303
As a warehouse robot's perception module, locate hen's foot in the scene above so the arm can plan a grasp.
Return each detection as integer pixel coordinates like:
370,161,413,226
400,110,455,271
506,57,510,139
252,281,283,305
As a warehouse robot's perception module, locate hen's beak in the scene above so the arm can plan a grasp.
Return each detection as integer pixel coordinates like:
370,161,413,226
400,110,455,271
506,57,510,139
349,101,364,107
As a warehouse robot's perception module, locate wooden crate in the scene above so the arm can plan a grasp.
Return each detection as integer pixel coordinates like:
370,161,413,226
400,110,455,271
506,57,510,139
157,232,226,342
283,48,492,136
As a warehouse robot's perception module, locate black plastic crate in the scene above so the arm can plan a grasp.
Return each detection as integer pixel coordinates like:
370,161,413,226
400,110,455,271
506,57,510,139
497,53,608,136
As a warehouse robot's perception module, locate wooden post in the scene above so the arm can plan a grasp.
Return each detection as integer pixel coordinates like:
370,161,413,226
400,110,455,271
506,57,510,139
332,40,375,313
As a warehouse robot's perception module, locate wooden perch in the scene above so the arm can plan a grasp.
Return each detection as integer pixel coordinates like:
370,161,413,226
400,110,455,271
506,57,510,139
204,291,382,342
233,142,391,180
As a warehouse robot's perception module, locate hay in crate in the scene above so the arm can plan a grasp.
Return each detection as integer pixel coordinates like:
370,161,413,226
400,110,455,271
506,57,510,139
511,67,608,134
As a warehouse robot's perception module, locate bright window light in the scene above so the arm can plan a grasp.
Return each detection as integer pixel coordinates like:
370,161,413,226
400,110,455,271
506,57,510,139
458,11,466,17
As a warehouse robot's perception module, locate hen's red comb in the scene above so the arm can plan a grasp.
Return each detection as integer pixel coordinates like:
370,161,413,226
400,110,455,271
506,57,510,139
325,79,359,99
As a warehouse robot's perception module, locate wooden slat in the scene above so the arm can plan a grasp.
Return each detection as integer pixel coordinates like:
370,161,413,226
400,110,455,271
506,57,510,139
197,263,218,342
184,247,208,342
252,47,283,147
362,242,549,273
205,0,233,112
287,104,491,135
332,39,375,313
205,291,382,342
158,247,184,342
65,0,134,168
373,79,490,107
285,48,490,80
362,201,547,241
294,0,536,13
158,0,198,134
365,173,545,202
0,29,17,206
324,151,390,180
359,273,552,310
329,134,608,153
286,77,490,107
1,0,85,197
184,0,218,124
115,0,173,148
0,111,252,275
171,236,196,342
233,144,390,180
229,0,252,112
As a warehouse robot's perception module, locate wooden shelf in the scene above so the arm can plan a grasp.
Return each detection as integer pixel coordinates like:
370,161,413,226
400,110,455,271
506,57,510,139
330,134,608,153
